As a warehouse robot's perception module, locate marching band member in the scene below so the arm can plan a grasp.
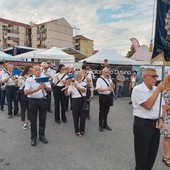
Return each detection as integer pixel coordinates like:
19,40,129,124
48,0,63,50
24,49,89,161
40,62,53,113
24,65,52,146
18,66,32,130
1,63,19,118
52,64,68,124
82,65,92,119
96,67,114,132
65,71,87,136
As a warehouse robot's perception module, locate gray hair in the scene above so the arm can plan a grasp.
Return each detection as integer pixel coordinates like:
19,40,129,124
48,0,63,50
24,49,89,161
142,68,156,77
102,67,109,73
74,71,83,78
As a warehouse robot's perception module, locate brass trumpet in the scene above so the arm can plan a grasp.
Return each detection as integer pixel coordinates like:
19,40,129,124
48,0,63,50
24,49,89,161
61,80,76,91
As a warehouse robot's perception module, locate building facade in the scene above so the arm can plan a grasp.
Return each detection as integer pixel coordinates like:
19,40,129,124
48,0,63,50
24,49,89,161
31,18,73,49
73,35,93,57
0,18,94,58
0,18,30,50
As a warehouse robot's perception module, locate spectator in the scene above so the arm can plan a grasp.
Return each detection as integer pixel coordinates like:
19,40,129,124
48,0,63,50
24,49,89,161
115,70,125,99
128,70,137,104
136,67,145,85
160,75,170,166
132,67,164,170
101,59,110,69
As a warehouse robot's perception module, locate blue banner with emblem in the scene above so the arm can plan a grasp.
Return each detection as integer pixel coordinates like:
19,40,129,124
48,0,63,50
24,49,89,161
152,0,170,61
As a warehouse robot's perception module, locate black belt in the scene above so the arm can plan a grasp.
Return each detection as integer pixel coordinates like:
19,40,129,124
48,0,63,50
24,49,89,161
99,93,111,96
28,98,47,101
6,85,15,87
134,116,158,123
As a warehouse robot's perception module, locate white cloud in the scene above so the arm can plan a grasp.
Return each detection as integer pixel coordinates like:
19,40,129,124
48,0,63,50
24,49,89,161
0,0,156,56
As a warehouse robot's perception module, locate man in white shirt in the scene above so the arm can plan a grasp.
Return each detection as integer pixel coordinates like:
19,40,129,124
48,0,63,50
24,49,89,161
24,65,52,146
96,67,114,132
132,68,164,170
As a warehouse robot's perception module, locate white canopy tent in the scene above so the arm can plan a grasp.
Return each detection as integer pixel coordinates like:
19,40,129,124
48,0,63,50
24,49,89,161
34,47,75,63
79,49,137,65
13,49,46,59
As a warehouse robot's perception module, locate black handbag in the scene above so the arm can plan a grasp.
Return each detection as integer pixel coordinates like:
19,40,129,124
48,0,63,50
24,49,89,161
81,98,90,111
77,89,90,111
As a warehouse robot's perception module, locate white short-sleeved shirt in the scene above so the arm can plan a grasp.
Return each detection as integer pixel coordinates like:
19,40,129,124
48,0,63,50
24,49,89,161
96,76,112,95
67,81,86,98
1,72,16,86
0,69,5,81
47,68,56,78
132,82,164,119
24,75,51,99
53,73,68,87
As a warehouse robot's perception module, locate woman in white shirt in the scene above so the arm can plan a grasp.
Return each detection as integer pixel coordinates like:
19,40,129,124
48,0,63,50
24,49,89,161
52,64,68,124
65,71,87,137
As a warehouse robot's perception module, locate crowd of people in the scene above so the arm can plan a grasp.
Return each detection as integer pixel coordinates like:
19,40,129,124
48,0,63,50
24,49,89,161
1,59,170,169
0,60,114,147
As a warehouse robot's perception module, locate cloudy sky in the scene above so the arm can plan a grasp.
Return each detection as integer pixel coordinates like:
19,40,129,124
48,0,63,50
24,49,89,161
0,0,156,56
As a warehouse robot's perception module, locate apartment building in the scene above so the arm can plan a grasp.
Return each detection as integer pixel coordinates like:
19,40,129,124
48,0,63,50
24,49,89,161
0,18,95,59
31,18,73,49
73,35,93,57
0,18,30,50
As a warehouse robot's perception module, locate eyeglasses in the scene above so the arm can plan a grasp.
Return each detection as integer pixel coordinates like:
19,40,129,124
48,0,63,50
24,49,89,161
145,75,158,78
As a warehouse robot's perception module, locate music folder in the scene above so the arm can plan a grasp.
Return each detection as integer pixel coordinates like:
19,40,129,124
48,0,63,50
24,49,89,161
36,76,49,83
12,69,21,76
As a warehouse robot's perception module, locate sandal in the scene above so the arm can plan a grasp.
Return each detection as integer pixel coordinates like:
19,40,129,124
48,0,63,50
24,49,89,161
75,132,82,137
163,156,170,167
163,156,169,162
81,132,86,136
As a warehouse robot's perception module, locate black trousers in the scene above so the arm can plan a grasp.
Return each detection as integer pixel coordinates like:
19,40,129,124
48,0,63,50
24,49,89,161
20,90,30,122
133,116,160,170
28,99,48,140
53,86,67,122
6,86,19,115
98,94,111,127
71,97,87,133
0,89,5,110
47,91,52,111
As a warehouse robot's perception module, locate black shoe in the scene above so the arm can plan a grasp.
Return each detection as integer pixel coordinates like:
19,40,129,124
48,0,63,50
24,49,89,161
99,126,103,132
87,116,90,120
103,125,112,131
8,114,12,118
56,120,61,124
39,136,48,144
14,113,20,117
31,139,37,146
129,101,132,104
48,110,53,113
62,120,67,123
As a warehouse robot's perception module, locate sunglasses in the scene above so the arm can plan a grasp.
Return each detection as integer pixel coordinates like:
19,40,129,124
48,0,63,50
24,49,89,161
145,75,158,78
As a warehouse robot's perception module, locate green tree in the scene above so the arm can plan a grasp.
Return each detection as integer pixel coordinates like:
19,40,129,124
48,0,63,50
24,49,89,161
126,45,135,58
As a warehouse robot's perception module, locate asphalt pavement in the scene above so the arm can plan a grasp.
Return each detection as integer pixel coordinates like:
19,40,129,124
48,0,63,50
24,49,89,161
0,97,169,170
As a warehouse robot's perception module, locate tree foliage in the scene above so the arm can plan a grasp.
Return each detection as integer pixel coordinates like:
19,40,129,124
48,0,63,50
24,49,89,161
126,45,135,58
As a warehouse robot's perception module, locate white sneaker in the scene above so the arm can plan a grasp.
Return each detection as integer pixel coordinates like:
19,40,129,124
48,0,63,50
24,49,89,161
27,122,31,129
22,123,28,130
